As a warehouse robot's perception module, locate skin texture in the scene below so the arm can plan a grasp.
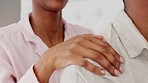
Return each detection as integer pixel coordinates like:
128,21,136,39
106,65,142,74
31,0,124,83
124,0,148,41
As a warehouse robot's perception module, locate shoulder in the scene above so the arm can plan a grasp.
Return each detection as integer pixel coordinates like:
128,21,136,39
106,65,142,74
0,23,22,49
0,23,20,39
0,24,20,60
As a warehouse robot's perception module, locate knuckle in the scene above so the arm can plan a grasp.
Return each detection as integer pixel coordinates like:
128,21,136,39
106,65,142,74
81,60,87,66
102,42,109,47
89,66,96,72
101,48,109,54
97,55,104,62
66,50,73,56
106,64,113,70
69,43,79,50
109,56,116,63
113,61,120,68
92,55,102,62
75,37,85,43
92,55,98,60
91,52,100,59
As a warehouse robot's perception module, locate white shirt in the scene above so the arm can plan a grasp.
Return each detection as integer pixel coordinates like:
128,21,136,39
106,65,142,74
60,10,148,83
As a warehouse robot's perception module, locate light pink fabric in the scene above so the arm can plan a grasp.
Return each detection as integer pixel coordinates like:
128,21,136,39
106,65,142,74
0,14,93,83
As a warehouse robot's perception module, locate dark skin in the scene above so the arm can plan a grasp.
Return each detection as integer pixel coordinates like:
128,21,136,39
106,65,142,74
124,0,148,41
31,0,124,83
30,0,67,47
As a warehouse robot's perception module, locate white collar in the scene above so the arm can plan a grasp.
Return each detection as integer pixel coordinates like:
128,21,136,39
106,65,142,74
113,10,148,58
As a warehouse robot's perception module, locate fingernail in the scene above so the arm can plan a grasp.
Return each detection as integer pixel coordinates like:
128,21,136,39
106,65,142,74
120,57,124,63
119,66,124,73
100,70,106,75
114,69,120,76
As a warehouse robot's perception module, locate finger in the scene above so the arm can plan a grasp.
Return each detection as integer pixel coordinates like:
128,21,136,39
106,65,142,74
82,38,124,72
78,39,121,70
75,34,123,75
73,44,119,76
68,55,106,76
82,60,106,76
92,45,121,71
86,35,124,64
106,43,124,63
82,34,124,63
82,34,108,47
103,52,121,70
95,54,120,76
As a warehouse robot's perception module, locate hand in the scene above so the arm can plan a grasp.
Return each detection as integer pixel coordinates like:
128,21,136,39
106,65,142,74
49,34,124,75
34,34,124,82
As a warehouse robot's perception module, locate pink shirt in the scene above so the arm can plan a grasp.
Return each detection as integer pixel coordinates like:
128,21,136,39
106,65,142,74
0,15,92,83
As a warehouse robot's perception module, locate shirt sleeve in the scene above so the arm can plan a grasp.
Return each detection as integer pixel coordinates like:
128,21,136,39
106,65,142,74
0,46,39,83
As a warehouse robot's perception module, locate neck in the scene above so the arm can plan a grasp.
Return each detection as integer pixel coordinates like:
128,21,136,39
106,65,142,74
125,0,148,41
30,2,64,47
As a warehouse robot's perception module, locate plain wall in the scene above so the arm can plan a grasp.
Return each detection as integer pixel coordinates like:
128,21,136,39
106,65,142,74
0,0,20,27
21,0,124,34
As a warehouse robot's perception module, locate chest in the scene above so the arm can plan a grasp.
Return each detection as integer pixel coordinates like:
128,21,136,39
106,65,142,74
104,43,148,83
85,42,148,83
83,54,148,83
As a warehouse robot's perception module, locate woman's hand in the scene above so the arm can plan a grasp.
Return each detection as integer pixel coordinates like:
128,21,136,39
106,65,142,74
34,34,124,83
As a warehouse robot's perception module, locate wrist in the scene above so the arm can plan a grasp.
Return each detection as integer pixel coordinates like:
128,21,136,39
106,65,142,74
33,51,55,83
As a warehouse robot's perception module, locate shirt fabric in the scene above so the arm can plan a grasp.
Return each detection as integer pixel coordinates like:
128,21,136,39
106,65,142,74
0,14,93,83
60,10,148,83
